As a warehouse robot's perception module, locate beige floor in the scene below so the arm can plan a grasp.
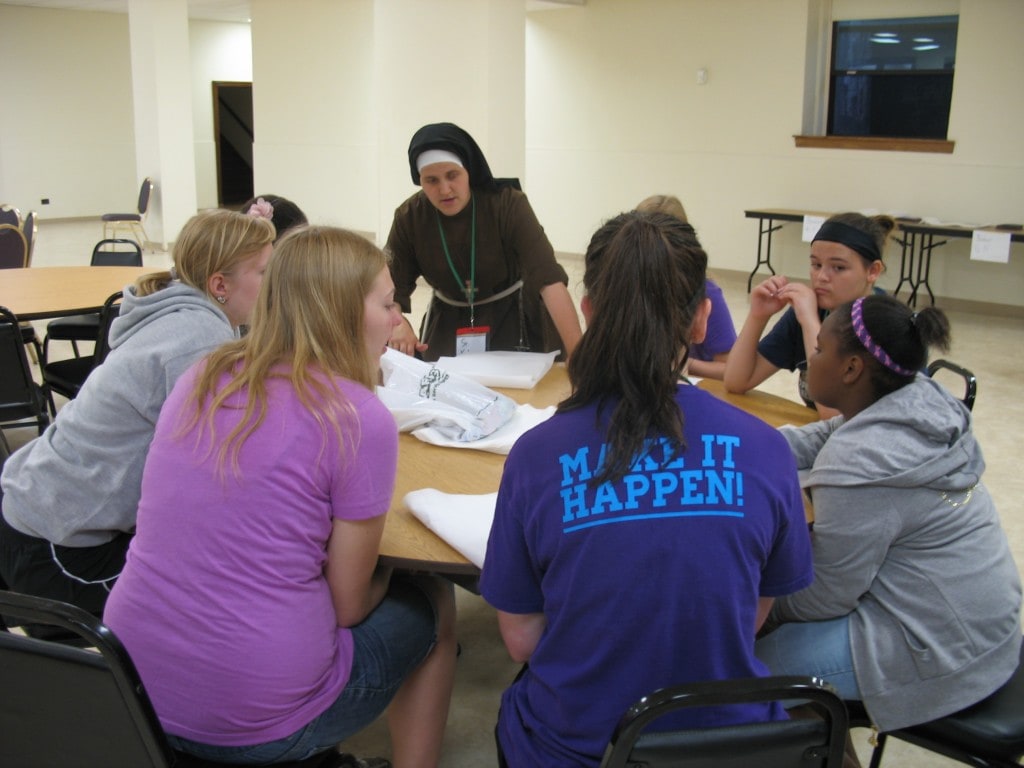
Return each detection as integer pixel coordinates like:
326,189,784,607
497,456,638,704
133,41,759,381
8,219,1024,767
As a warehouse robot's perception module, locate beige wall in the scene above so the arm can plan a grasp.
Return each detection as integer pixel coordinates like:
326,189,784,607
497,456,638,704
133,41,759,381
0,5,135,219
523,0,1024,307
0,5,248,221
2,0,1021,307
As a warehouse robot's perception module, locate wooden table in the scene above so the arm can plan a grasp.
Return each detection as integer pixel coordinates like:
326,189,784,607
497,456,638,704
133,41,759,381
378,367,817,580
0,266,153,320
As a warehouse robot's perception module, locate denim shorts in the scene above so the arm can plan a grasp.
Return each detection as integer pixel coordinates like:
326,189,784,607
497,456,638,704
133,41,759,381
167,577,440,764
755,614,862,701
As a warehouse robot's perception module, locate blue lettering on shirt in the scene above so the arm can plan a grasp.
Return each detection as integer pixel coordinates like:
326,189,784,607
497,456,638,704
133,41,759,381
559,434,746,533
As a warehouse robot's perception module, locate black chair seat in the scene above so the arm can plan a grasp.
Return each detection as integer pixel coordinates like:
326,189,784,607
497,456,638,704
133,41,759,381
849,642,1024,767
41,354,96,398
101,212,142,223
46,311,101,341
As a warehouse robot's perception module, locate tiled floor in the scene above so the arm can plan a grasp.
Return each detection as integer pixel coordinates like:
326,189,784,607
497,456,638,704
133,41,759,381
8,219,1023,766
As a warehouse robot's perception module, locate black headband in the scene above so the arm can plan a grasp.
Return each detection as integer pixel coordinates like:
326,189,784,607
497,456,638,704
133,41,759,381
812,220,882,264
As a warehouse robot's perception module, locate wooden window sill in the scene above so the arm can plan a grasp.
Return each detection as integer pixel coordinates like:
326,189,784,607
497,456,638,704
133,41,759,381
793,135,955,154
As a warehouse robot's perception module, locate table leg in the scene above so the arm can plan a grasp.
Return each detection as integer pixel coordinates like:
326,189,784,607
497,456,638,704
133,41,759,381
748,217,782,292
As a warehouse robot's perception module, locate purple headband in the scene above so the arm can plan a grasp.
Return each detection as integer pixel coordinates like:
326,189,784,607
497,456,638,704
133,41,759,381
850,297,916,377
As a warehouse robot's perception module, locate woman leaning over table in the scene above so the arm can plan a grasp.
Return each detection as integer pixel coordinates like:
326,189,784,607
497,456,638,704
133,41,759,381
104,226,456,768
756,294,1021,736
385,122,582,361
481,211,813,768
724,212,890,418
0,209,274,618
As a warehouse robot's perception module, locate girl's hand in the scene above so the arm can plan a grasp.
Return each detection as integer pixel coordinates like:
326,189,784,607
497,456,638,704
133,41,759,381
749,276,790,318
388,316,428,356
776,282,819,325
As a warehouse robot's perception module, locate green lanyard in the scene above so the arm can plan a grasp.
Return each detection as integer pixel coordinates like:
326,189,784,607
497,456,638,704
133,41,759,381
435,195,477,325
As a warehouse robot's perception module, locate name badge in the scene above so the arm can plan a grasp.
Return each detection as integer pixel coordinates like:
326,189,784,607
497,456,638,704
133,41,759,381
456,325,489,355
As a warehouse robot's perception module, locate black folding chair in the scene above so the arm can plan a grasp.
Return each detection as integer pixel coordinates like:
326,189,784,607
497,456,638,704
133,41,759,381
600,675,849,768
0,589,352,768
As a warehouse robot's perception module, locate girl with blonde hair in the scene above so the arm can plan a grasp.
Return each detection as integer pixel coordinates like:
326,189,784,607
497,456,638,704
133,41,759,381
1,209,274,618
106,226,456,768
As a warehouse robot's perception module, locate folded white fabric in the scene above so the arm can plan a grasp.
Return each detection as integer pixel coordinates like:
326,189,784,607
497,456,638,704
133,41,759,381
377,348,516,441
407,403,555,454
434,350,558,389
405,488,496,569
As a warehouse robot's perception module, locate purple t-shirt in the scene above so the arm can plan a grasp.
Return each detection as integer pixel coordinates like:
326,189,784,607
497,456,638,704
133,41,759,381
480,384,812,767
690,278,737,362
104,365,397,746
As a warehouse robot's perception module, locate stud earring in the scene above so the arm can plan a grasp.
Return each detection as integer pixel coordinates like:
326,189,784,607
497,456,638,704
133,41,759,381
216,295,226,304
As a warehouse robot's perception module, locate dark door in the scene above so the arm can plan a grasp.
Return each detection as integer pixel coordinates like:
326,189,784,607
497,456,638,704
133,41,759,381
213,81,254,207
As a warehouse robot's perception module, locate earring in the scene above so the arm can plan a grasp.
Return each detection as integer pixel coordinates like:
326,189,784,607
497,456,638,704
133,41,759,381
216,295,226,304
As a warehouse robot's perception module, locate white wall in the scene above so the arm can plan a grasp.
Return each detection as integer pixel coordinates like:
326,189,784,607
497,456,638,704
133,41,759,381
0,5,250,223
2,0,1022,307
524,0,1024,307
0,5,135,219
190,20,253,211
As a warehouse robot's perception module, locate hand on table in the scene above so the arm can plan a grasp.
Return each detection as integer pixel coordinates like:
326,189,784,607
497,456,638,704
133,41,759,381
389,316,428,357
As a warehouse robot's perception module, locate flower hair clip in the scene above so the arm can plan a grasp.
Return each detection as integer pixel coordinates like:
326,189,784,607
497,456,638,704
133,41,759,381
247,197,274,221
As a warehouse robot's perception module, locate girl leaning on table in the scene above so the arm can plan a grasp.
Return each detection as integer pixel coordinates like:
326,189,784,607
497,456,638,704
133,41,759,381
480,210,814,768
724,212,891,418
0,209,274,620
755,294,1021,741
103,226,456,768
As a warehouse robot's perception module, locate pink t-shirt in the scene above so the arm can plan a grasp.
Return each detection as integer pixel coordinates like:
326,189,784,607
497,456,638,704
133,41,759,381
104,365,398,745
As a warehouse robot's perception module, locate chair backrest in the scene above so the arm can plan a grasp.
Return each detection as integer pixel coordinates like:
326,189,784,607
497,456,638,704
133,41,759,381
22,210,37,265
138,177,154,215
94,291,124,365
92,238,144,267
0,589,175,768
0,203,21,228
0,223,28,269
600,676,849,768
0,306,40,412
0,307,50,435
927,358,977,411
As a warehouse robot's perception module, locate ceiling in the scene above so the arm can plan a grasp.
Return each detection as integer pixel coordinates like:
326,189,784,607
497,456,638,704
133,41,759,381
1,0,252,22
1,0,584,24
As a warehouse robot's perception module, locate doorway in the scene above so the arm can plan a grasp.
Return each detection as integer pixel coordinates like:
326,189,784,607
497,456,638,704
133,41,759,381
212,81,254,207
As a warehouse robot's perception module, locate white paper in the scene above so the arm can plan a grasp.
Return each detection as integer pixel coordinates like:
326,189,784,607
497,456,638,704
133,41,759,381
802,215,826,242
405,489,496,568
970,230,1011,264
434,350,558,389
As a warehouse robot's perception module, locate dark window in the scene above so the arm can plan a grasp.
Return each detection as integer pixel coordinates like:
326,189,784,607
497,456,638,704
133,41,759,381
828,15,958,140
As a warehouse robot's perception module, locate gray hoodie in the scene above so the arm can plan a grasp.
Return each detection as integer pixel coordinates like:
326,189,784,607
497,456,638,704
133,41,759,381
772,374,1021,731
1,281,236,546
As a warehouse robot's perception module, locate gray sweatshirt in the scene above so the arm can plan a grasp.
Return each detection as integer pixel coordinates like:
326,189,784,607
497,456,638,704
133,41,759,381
773,374,1021,731
1,281,236,546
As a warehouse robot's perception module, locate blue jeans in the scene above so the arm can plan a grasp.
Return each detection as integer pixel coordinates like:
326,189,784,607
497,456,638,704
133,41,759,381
167,577,441,764
755,615,862,701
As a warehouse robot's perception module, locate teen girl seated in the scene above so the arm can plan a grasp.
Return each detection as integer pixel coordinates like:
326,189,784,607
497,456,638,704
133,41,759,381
634,194,737,379
481,211,813,768
724,212,891,418
104,226,456,768
756,294,1021,737
1,209,274,617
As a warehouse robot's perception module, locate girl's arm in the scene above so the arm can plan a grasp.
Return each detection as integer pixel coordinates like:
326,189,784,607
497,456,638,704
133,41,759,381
724,276,791,393
325,515,392,627
497,609,547,663
686,351,728,380
540,281,583,359
771,485,896,623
